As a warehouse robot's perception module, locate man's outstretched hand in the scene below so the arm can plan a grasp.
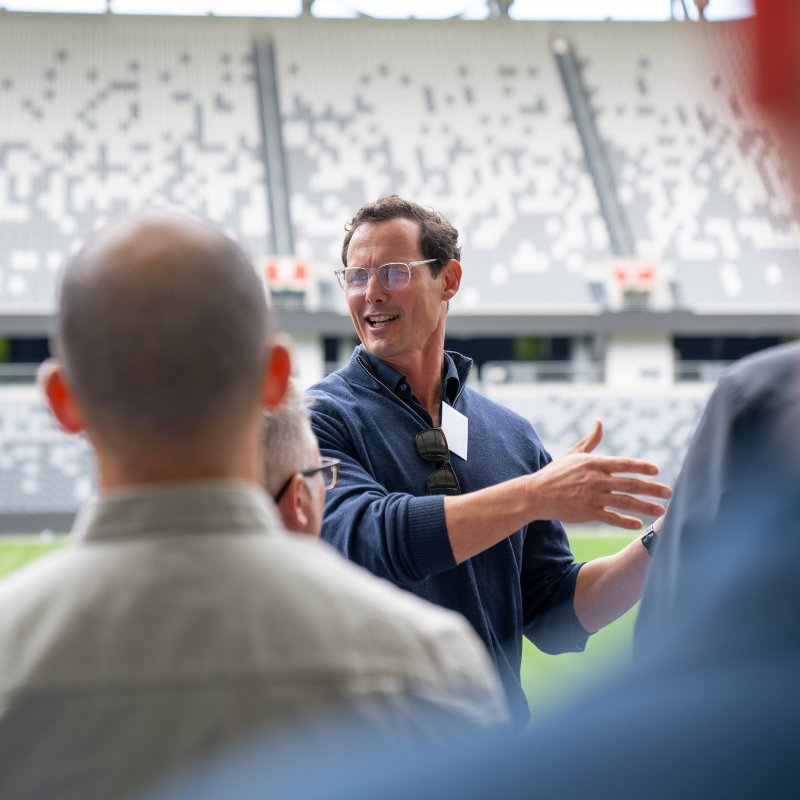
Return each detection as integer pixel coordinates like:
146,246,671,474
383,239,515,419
528,420,671,530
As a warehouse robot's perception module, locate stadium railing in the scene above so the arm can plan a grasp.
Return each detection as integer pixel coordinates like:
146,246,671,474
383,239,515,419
0,365,39,385
482,361,605,384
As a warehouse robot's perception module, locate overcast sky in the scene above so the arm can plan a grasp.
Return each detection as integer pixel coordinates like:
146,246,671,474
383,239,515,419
0,0,753,21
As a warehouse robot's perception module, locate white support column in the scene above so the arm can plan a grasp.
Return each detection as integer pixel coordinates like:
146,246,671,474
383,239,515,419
605,334,674,389
290,335,325,390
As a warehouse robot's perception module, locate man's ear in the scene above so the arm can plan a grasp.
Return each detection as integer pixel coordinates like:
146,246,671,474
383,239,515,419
40,359,85,434
441,259,462,302
277,474,312,535
262,334,293,411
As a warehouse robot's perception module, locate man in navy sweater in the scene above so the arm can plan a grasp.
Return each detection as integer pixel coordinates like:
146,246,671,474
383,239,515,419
309,195,671,728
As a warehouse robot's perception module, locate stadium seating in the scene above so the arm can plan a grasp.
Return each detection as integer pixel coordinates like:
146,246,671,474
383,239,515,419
0,16,270,313
0,387,94,530
573,22,800,311
1,17,798,314
272,20,608,312
483,386,710,488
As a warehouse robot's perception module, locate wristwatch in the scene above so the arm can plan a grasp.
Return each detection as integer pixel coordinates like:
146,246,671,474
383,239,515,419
641,524,658,556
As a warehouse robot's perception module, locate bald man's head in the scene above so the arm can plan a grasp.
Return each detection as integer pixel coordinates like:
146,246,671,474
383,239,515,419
54,210,270,449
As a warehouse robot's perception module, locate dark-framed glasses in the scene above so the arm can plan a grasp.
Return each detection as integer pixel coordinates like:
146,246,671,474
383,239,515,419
335,259,438,293
274,457,341,503
415,428,461,496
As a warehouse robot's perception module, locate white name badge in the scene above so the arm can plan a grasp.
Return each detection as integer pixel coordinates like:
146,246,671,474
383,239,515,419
441,402,468,461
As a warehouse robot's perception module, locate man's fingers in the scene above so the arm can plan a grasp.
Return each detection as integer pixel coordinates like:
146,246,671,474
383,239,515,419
605,494,667,518
568,419,603,454
595,509,645,530
596,457,661,476
606,476,672,499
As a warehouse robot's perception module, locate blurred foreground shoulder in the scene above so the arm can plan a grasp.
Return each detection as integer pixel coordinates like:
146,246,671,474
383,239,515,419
274,535,510,730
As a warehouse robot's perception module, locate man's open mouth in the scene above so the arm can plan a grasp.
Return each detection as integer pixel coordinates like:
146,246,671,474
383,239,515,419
367,314,399,329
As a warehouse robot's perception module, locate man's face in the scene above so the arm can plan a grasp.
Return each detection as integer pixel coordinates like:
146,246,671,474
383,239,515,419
344,217,454,368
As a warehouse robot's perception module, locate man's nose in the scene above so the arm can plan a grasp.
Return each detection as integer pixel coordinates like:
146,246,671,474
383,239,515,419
364,269,387,302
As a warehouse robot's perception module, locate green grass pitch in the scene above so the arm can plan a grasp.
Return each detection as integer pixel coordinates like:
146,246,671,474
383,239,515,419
522,529,639,715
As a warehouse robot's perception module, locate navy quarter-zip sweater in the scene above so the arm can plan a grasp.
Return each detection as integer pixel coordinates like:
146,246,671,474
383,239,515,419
309,346,589,729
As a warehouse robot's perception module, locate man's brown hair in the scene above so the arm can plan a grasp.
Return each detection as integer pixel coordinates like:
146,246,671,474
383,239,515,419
341,194,461,276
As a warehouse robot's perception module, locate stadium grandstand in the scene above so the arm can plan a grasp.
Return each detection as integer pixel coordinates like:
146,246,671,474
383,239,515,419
1,0,796,532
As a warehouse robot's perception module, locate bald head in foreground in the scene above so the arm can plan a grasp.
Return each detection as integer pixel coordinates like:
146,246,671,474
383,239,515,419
46,211,282,488
50,209,284,485
0,210,507,800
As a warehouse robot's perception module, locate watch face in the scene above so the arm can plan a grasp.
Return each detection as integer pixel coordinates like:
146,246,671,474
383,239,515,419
642,528,657,555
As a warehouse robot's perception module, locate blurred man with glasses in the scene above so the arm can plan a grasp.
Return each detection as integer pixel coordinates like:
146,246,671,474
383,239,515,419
310,194,672,729
261,381,340,538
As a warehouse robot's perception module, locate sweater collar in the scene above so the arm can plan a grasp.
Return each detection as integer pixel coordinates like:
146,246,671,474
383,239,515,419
355,345,471,407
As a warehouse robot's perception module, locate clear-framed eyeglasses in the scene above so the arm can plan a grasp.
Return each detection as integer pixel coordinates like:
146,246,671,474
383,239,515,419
334,259,438,293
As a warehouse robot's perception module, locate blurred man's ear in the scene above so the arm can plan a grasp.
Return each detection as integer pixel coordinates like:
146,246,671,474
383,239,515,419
262,334,293,411
40,359,85,434
276,474,314,536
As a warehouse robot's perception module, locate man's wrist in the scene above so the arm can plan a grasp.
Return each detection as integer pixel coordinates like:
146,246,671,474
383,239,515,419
641,523,658,556
523,471,546,522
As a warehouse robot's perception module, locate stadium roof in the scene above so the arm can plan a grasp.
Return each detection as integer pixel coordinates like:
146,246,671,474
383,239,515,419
0,0,753,21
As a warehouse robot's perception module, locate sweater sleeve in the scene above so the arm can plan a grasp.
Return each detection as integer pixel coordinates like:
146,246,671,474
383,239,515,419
520,518,589,654
310,389,457,587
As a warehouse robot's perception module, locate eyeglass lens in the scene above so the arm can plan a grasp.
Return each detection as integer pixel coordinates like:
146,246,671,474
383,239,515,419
319,462,338,489
301,459,340,490
341,263,410,292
